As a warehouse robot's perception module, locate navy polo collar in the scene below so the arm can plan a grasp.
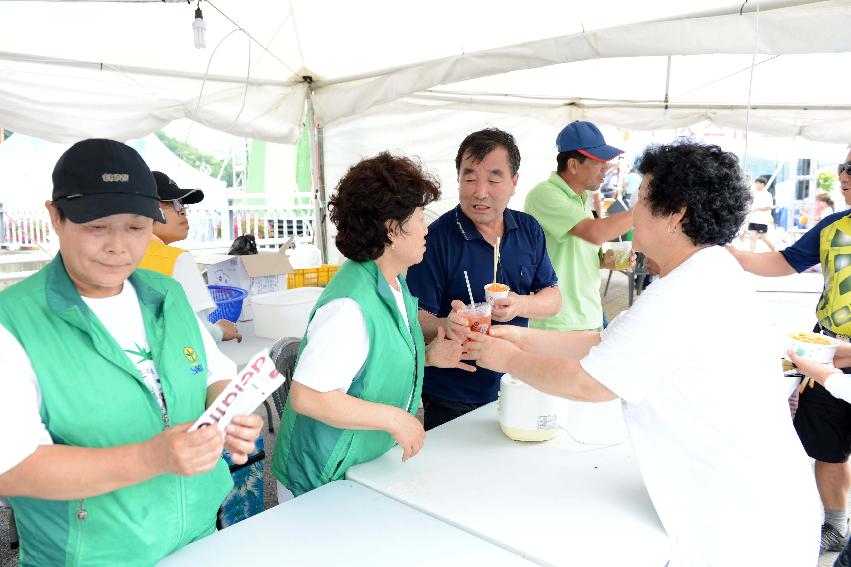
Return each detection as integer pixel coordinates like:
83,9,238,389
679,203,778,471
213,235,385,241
453,205,519,242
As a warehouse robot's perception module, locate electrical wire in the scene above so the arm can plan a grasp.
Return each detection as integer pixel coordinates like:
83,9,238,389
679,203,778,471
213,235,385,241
222,36,251,133
249,12,292,76
204,0,298,76
670,54,779,101
190,1,300,138
288,0,306,72
193,27,243,129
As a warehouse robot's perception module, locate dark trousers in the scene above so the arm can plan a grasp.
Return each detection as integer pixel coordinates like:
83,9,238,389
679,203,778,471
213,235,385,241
422,394,485,431
836,542,851,567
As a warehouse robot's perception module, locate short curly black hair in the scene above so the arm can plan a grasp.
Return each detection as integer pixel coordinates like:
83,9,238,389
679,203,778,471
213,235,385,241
329,152,440,262
455,128,521,177
637,142,749,246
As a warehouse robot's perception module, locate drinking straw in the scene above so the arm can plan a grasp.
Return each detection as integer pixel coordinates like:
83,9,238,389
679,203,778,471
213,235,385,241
493,236,500,285
463,270,475,308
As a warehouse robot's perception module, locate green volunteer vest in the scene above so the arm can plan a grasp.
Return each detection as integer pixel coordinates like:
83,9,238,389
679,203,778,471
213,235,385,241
271,259,425,496
0,255,232,567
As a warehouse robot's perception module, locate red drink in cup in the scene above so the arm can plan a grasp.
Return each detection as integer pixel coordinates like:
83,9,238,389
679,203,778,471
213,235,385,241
459,302,492,339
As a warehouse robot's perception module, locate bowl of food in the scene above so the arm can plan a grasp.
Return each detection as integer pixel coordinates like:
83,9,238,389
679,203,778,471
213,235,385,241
484,283,510,304
785,331,840,364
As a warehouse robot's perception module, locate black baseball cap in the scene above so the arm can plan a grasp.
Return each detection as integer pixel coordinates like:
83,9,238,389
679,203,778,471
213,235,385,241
52,139,165,223
152,171,204,204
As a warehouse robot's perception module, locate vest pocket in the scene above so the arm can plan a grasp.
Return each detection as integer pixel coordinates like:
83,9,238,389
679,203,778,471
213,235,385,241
323,431,355,483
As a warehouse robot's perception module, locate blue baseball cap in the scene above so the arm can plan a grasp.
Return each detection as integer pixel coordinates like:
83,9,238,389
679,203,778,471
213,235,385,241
556,121,623,162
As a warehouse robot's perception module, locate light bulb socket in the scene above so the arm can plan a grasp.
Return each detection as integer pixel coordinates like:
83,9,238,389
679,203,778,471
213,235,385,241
194,7,203,19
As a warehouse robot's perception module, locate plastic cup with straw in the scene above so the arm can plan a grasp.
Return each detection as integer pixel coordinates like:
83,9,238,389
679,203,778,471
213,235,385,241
463,270,475,308
460,270,492,336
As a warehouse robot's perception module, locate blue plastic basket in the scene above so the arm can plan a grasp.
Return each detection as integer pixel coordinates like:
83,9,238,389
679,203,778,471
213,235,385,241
207,285,248,323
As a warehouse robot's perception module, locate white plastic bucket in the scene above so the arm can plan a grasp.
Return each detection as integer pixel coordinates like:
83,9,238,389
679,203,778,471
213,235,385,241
498,374,562,442
250,287,324,340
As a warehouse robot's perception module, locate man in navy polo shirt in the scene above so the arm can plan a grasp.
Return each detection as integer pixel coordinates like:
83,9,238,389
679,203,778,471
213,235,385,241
407,128,561,430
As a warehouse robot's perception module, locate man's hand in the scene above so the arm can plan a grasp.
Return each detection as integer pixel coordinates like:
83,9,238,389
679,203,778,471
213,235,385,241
444,299,471,340
224,414,263,464
145,422,225,476
462,329,520,373
387,408,425,462
216,319,243,343
601,249,616,270
426,326,476,371
491,292,525,322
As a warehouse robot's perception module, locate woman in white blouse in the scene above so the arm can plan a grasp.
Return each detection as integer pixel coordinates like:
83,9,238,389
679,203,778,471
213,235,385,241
464,142,821,566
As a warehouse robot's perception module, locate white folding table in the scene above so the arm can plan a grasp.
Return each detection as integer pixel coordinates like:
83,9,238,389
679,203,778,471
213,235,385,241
158,480,537,566
217,320,277,367
347,403,670,567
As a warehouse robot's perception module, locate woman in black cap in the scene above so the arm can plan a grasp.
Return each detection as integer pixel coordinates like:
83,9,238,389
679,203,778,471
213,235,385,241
0,139,261,566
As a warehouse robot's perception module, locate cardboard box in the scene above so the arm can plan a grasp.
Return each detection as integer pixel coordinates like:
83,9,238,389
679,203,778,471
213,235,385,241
197,243,294,321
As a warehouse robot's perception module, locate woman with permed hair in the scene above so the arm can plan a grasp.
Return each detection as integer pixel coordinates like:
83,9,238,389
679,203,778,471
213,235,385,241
464,142,821,565
271,152,473,500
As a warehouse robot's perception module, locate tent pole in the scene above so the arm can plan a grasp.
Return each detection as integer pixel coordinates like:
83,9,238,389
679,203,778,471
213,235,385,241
305,80,329,263
663,56,671,113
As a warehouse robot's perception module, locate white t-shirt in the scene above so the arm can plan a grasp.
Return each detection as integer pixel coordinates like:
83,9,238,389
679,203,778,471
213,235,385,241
748,190,774,225
171,251,216,314
294,279,410,393
580,246,820,567
171,251,224,342
0,281,236,476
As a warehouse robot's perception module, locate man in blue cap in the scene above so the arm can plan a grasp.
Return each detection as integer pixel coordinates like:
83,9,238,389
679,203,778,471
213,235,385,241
524,121,634,331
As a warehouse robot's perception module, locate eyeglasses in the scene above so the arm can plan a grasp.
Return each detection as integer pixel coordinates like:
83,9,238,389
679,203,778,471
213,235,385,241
161,200,186,213
839,162,851,176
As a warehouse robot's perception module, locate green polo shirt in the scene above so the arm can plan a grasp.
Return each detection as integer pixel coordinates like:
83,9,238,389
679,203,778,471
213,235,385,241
524,172,603,331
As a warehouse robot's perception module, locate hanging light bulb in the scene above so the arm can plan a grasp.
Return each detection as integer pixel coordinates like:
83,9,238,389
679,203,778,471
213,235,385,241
192,6,206,49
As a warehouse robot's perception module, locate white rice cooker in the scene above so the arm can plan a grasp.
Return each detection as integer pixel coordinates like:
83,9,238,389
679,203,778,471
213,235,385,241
498,374,561,442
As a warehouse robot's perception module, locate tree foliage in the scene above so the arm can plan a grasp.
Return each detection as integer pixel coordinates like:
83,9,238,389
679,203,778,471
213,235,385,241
155,131,233,187
817,171,836,192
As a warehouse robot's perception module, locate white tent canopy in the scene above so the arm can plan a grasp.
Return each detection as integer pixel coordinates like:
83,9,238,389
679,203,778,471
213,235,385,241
0,132,227,209
2,0,851,144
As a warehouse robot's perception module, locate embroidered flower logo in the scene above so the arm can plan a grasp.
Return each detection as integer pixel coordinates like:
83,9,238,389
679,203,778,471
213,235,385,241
183,346,205,376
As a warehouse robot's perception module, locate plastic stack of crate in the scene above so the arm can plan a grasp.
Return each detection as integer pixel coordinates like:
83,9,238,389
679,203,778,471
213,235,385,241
286,264,340,289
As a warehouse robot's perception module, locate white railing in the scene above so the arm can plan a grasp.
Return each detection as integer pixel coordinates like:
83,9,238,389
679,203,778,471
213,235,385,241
188,205,315,249
1,196,317,251
1,209,52,251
